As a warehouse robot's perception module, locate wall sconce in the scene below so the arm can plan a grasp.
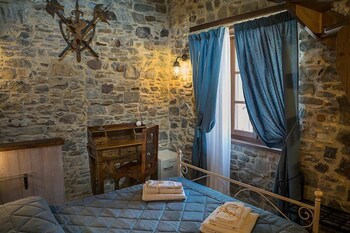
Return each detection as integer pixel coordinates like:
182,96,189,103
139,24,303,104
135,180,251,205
173,54,188,77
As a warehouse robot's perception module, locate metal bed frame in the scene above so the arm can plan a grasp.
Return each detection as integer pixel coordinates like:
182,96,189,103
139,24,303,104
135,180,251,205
176,149,323,233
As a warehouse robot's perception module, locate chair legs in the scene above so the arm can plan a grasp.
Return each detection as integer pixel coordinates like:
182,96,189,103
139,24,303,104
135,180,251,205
113,172,158,190
114,179,120,190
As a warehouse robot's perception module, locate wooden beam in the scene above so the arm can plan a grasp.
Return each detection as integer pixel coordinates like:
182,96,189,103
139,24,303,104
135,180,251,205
268,0,332,12
295,4,324,34
189,4,288,33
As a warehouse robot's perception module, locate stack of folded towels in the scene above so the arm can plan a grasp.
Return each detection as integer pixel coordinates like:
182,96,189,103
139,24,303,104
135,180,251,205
142,180,186,201
200,202,259,233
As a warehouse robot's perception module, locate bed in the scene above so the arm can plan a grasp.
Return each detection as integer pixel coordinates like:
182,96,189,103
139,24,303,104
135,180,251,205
0,151,322,233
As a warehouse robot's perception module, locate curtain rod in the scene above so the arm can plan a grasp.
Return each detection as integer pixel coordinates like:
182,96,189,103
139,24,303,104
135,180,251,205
189,3,288,34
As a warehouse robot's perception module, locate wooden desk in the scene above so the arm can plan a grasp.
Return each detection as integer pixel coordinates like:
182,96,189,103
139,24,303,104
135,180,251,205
87,123,146,194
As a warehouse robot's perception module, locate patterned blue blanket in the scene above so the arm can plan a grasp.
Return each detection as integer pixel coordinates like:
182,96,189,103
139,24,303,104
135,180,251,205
50,178,308,233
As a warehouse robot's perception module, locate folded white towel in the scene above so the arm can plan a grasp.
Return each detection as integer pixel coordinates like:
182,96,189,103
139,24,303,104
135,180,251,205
201,211,259,233
142,185,186,201
210,207,252,230
144,186,183,194
146,180,183,189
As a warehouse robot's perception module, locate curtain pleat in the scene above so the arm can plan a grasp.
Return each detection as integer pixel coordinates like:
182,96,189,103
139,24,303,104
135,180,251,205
234,12,301,204
189,27,225,174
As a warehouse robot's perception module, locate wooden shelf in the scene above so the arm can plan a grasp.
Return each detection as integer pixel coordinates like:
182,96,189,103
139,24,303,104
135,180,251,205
0,138,65,152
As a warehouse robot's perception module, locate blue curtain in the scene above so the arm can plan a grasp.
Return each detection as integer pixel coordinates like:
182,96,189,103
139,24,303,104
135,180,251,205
188,27,225,172
234,12,301,203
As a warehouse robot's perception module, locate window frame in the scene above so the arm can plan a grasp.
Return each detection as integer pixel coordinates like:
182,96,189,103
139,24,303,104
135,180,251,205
230,35,262,145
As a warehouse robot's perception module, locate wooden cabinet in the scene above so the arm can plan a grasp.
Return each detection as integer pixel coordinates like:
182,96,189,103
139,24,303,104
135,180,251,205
0,138,65,205
87,123,146,194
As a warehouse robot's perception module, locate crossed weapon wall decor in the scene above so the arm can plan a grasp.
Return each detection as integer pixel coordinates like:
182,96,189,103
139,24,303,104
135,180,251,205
46,0,111,62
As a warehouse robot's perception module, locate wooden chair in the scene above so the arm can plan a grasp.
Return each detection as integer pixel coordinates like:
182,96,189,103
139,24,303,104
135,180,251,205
114,125,159,188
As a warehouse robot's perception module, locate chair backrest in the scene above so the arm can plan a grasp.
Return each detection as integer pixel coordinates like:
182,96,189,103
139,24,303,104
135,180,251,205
141,125,159,173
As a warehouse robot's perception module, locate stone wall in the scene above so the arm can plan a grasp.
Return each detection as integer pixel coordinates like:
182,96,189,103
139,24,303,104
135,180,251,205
0,0,171,200
168,0,350,212
299,4,350,210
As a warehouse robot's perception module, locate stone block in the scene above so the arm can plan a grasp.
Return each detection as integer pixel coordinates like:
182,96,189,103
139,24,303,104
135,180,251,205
341,147,350,155
254,157,269,174
35,85,49,93
0,93,9,102
324,146,337,161
155,4,166,13
51,62,76,76
0,68,16,79
335,158,350,180
124,92,140,103
88,105,107,115
169,107,179,116
87,59,102,70
9,81,31,93
181,118,188,128
159,131,168,140
5,59,31,68
299,83,315,95
160,29,169,37
59,114,77,124
316,114,326,122
101,84,113,94
136,26,152,39
145,15,156,22
134,3,154,12
337,131,350,146
337,96,350,125
244,150,257,158
238,154,249,162
49,78,68,90
303,170,319,188
124,65,140,79
131,12,145,24
300,97,324,105
314,163,329,173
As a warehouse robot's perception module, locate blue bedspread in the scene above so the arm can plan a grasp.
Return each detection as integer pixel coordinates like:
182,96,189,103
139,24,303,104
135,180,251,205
50,178,308,233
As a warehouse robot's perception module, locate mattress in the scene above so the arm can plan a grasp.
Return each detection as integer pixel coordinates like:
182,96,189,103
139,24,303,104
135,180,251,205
50,177,308,233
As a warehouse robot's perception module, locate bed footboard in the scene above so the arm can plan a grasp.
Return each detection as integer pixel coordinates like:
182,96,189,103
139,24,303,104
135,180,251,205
176,149,323,233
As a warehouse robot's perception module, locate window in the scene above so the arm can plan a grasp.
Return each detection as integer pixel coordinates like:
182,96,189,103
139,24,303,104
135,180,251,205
230,37,259,143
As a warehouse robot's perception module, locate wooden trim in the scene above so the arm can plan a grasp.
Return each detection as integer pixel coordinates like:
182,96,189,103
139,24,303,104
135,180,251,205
189,4,287,33
0,138,65,152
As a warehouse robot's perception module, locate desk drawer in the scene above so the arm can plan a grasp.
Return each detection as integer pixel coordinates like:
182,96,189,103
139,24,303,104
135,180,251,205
120,147,138,156
102,149,119,157
101,149,140,163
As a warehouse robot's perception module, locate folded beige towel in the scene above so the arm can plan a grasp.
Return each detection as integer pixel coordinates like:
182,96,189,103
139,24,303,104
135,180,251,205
146,180,183,189
142,185,186,201
144,186,183,194
201,211,259,233
216,202,245,220
210,207,252,230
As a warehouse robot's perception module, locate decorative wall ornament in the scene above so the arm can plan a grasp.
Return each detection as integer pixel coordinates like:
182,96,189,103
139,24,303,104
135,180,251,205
46,0,111,62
